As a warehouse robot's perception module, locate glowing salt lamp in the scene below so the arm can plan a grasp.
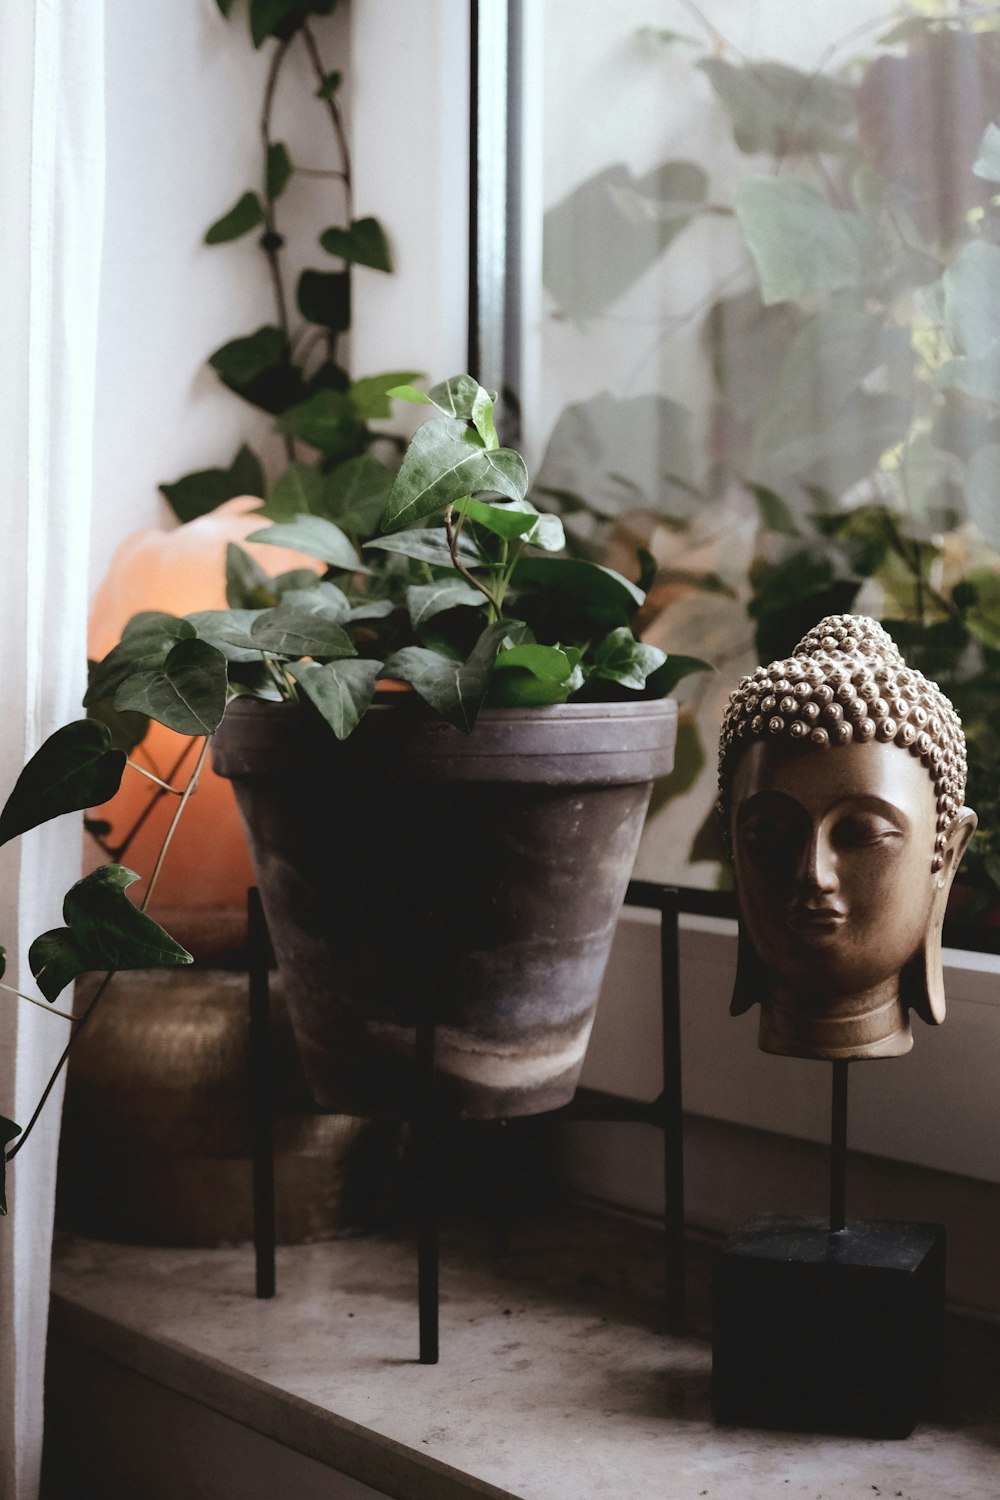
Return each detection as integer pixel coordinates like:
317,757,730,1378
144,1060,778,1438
88,497,323,919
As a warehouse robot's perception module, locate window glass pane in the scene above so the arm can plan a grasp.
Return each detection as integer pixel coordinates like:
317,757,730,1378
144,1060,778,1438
526,1,1000,926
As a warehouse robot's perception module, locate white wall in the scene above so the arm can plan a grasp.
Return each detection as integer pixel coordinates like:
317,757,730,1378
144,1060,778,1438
91,0,470,594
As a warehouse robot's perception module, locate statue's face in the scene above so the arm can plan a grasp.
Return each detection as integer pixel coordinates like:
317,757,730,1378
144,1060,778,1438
731,737,940,1001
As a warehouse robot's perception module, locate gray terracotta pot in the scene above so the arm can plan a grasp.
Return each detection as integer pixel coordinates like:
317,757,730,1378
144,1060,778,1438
212,696,677,1119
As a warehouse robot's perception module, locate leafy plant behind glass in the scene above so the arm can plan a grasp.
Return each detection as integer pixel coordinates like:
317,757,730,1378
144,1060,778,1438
538,5,1000,920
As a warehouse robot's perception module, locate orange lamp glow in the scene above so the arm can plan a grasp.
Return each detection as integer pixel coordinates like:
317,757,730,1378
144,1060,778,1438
88,497,323,915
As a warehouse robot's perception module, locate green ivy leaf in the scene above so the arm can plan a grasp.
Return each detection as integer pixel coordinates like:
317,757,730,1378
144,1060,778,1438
381,620,510,731
225,543,278,609
288,658,382,739
209,326,306,414
0,720,126,849
349,371,422,421
406,580,486,628
0,1117,21,1214
511,556,645,612
185,609,267,662
382,417,528,532
267,142,293,201
28,866,193,1003
204,191,264,245
274,388,364,459
322,454,395,535
364,527,486,568
591,628,667,690
297,269,351,331
113,638,229,736
453,495,539,540
495,644,577,682
84,615,196,708
746,483,800,537
319,217,392,272
735,178,883,306
247,515,363,571
250,589,356,659
387,384,431,405
641,654,713,697
316,70,342,100
257,462,326,522
159,444,265,523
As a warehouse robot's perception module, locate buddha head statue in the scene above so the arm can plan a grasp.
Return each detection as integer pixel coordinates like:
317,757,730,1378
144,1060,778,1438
718,615,977,1060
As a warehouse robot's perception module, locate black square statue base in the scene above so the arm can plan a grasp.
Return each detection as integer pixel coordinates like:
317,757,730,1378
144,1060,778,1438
712,1215,945,1438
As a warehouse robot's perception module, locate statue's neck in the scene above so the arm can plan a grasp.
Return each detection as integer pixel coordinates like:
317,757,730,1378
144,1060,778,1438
757,977,913,1060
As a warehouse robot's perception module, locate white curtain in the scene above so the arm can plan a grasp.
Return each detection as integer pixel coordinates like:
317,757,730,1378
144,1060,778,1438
0,2,105,1495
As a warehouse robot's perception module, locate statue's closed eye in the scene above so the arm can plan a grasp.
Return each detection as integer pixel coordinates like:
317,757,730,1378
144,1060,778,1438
833,813,904,847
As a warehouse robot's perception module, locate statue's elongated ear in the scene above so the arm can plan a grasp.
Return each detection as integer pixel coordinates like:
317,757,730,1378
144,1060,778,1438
910,807,978,1027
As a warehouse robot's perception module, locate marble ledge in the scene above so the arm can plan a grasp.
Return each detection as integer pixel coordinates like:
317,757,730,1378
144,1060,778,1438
48,1210,1000,1500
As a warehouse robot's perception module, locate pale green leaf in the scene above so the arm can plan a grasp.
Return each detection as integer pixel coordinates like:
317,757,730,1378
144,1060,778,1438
246,515,363,571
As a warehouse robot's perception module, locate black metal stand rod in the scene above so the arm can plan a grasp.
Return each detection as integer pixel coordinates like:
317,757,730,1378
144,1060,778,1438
830,1059,849,1234
416,1012,439,1365
248,888,276,1299
659,886,686,1334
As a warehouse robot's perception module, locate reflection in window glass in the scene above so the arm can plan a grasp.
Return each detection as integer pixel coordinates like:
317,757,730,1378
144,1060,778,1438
526,1,1000,924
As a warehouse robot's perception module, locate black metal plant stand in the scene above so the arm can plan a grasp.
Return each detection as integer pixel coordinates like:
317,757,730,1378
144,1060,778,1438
246,880,686,1362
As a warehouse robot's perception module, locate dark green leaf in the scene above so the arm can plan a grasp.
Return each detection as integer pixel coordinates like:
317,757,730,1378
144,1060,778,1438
316,70,342,99
640,653,712,697
0,720,126,849
185,609,267,662
247,515,362,570
209,327,306,414
511,556,645,611
349,371,422,421
257,462,326,522
0,1117,20,1214
250,0,303,46
348,598,394,622
322,454,395,535
382,417,528,531
382,620,510,731
114,639,229,735
205,191,263,245
288,658,382,738
494,644,576,682
274,388,364,459
698,57,854,155
591,628,667,690
454,495,538,540
84,686,149,755
216,0,236,15
225,543,278,608
747,483,799,536
159,444,265,523
488,669,575,707
267,142,293,201
29,865,192,1002
364,527,485,568
319,217,392,272
84,615,196,707
544,161,707,319
297,269,351,331
406,580,486,627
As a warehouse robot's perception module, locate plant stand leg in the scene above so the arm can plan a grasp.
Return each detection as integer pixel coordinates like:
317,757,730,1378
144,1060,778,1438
248,887,276,1300
416,1010,439,1364
659,885,686,1334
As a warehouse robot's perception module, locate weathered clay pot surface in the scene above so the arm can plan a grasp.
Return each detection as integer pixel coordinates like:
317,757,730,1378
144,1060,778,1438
212,698,677,1119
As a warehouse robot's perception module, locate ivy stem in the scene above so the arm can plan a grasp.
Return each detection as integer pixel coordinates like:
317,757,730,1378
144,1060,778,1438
140,737,211,914
102,739,198,864
0,982,74,1022
260,33,297,463
125,760,184,795
6,736,213,1167
301,22,353,199
444,506,502,619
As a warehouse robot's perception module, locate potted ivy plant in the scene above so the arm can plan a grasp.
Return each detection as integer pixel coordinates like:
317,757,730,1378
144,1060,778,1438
0,376,708,1204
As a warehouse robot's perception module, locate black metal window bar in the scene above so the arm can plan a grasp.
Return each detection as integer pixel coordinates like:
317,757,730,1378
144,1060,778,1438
247,880,692,1363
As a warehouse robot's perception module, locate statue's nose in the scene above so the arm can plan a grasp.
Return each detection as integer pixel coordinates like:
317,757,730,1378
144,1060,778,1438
795,823,838,894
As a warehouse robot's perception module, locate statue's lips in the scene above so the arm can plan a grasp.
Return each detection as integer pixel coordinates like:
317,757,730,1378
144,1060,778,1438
786,906,847,936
